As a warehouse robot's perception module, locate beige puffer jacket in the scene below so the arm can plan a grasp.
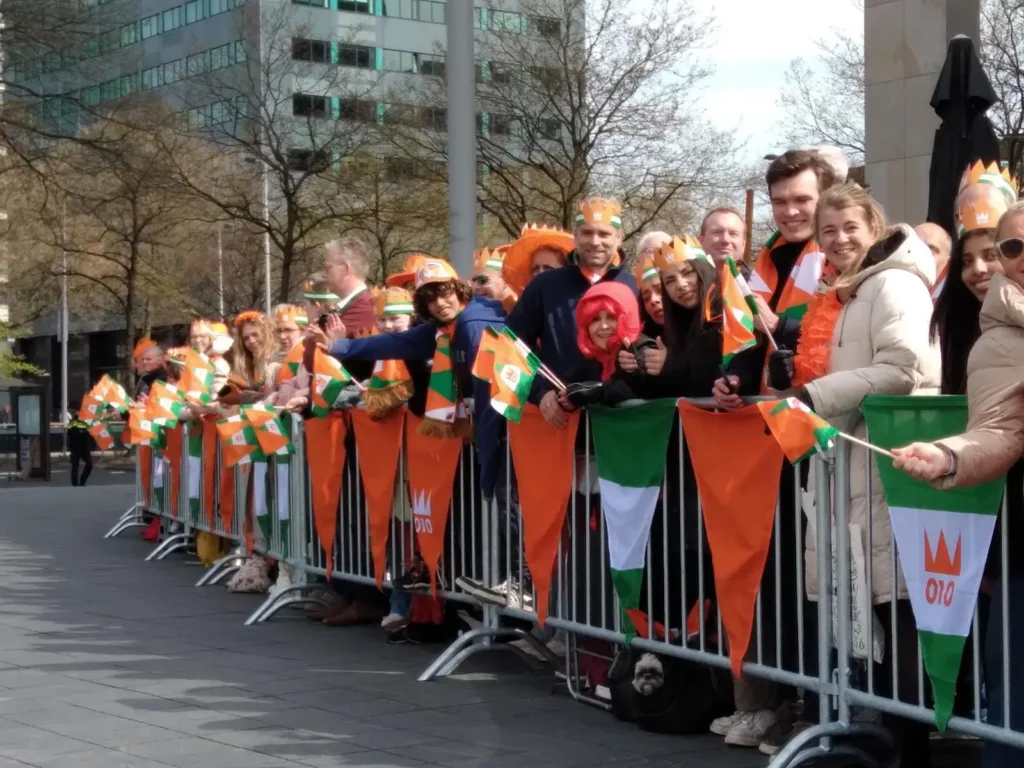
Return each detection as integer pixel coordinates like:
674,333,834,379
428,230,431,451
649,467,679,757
935,273,1024,489
802,225,941,603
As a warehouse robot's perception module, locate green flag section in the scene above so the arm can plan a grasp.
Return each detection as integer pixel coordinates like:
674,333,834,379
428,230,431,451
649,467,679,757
589,399,678,640
489,329,542,423
862,395,1005,731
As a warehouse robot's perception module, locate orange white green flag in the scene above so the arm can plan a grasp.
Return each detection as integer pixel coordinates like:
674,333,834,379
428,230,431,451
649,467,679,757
216,414,266,468
488,329,541,424
241,404,293,457
147,381,186,427
78,393,106,424
471,326,502,382
88,422,117,451
756,397,839,463
720,257,758,365
123,407,158,446
310,349,353,418
276,342,305,384
178,348,216,405
95,374,130,413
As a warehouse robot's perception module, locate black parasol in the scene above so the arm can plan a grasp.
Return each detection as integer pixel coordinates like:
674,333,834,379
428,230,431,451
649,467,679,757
926,35,1001,237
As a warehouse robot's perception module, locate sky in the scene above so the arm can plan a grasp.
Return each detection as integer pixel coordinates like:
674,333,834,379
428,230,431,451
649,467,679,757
697,0,863,162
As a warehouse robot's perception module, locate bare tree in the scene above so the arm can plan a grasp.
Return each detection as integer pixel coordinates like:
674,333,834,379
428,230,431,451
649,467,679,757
381,0,739,241
982,0,1024,181
776,0,865,163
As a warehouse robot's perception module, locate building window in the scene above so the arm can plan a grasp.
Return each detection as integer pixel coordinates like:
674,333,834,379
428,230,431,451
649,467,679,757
185,0,202,24
235,41,247,62
490,114,511,136
418,55,445,77
384,156,418,180
100,29,119,53
540,118,561,140
337,44,373,69
490,63,512,85
84,85,101,105
120,73,139,97
163,7,183,31
293,93,327,118
100,79,119,101
210,0,231,13
337,0,372,13
187,51,209,77
141,14,160,39
422,106,446,131
292,37,329,63
210,44,228,70
490,10,524,33
120,22,139,47
288,149,330,172
381,0,443,23
339,98,376,122
532,16,561,38
292,0,329,6
164,59,183,84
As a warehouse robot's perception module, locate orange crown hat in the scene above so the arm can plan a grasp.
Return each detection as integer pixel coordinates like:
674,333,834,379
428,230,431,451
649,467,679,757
634,256,658,285
574,196,622,229
233,310,264,329
414,259,460,290
190,319,214,338
208,321,233,356
502,223,574,296
166,346,189,365
959,159,1019,205
957,185,1011,234
273,304,308,327
386,253,433,288
473,247,505,273
133,337,158,360
653,235,711,272
375,286,415,316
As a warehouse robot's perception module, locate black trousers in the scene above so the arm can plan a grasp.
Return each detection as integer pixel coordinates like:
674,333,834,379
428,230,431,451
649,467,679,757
69,430,92,486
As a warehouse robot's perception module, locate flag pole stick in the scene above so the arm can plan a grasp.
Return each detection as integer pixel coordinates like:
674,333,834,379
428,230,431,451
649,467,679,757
837,431,894,460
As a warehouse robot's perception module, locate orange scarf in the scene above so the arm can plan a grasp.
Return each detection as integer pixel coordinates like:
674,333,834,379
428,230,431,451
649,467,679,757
793,289,842,386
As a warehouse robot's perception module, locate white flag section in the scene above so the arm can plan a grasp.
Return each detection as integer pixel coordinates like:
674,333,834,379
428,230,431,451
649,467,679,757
188,456,201,500
600,482,661,572
276,462,291,522
252,462,268,520
153,460,164,489
889,506,996,638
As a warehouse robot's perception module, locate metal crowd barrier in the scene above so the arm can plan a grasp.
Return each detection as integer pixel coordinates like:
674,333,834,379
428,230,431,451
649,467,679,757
106,400,1023,765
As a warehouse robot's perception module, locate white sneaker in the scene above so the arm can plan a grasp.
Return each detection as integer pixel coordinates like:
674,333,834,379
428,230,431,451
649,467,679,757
381,612,408,631
268,565,293,597
494,580,534,610
710,711,743,736
510,638,548,661
725,709,777,748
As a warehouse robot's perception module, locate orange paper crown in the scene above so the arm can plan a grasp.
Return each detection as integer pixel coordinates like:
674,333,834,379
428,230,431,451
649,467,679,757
233,310,264,329
273,305,308,327
415,259,460,290
959,159,1019,203
133,337,158,360
502,223,574,296
375,286,415,316
473,247,504,273
191,319,214,337
653,235,709,272
634,256,658,285
574,197,622,229
387,253,433,288
166,346,190,365
957,185,1011,233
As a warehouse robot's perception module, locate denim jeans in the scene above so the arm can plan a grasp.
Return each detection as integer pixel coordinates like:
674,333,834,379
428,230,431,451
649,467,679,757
492,437,529,586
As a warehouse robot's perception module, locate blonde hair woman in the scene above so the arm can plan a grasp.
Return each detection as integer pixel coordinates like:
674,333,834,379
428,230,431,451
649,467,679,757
231,311,277,390
766,184,940,761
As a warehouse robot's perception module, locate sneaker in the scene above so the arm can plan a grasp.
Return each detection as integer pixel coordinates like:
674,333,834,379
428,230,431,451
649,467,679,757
457,578,534,609
499,580,534,610
760,720,813,758
268,565,294,598
710,711,744,737
381,612,409,631
393,557,430,591
724,709,777,748
510,637,549,662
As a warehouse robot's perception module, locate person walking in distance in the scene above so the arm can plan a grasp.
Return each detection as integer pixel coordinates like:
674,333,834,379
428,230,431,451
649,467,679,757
67,401,93,487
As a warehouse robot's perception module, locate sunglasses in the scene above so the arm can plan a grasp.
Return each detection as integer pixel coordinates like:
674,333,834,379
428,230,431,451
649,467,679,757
472,275,491,285
999,238,1024,259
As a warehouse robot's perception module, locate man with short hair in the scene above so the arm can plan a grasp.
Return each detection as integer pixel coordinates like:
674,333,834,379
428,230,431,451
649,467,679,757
699,207,746,266
323,236,377,339
915,222,952,301
134,342,166,402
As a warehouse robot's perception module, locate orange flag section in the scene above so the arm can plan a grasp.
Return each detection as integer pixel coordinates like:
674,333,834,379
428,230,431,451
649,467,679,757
139,445,154,505
677,402,783,676
508,406,579,626
88,423,116,451
164,425,184,520
305,414,347,578
202,416,219,529
405,413,462,594
351,408,405,587
220,461,236,533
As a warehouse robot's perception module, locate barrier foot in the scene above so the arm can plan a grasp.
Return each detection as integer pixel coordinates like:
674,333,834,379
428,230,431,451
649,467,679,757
104,518,148,538
418,626,530,682
144,532,192,562
195,552,247,587
104,505,144,538
770,722,891,768
244,585,328,626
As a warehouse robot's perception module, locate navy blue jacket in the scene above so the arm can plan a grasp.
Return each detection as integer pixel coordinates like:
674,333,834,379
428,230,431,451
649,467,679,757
505,253,638,403
328,296,507,496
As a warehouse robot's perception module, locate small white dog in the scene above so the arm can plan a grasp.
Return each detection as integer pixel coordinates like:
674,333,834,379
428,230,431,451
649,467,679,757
631,653,665,697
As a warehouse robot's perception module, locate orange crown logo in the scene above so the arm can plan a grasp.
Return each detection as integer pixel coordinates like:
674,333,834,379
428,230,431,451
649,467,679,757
575,197,622,229
924,530,962,577
653,235,709,272
473,247,504,272
959,160,1019,202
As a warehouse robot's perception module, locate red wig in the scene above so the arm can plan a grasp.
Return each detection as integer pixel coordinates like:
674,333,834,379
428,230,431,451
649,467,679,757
575,282,642,381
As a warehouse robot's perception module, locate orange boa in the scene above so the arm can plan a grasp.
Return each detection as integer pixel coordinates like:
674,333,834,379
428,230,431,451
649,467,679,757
793,290,842,386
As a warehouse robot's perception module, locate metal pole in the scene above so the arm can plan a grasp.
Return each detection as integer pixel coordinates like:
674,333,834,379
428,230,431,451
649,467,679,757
217,223,225,318
446,1,476,277
60,196,68,456
263,165,271,314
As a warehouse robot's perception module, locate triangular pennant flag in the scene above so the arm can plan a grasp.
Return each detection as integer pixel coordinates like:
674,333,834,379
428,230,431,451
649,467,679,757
678,401,784,676
241,404,294,456
123,407,158,446
508,405,580,626
78,393,106,424
405,413,463,593
311,349,353,418
147,381,186,427
164,425,184,520
216,415,266,467
179,348,216,405
351,408,405,587
138,445,154,507
720,257,759,365
276,342,305,384
88,422,117,451
95,374,130,413
220,458,237,534
589,399,678,641
471,326,502,381
365,359,414,418
489,330,542,424
862,395,1004,730
305,413,347,578
757,397,839,463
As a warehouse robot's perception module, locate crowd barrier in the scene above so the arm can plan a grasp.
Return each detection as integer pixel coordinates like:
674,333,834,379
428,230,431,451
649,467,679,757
103,399,1022,766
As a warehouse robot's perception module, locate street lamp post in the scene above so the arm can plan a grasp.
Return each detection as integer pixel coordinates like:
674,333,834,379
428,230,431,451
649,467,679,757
243,155,273,314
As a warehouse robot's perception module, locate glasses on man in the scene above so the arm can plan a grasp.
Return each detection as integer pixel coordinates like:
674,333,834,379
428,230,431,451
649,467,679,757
998,238,1024,259
472,274,491,285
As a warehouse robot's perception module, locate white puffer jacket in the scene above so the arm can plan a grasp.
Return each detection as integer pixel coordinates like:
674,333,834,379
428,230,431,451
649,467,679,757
802,224,941,603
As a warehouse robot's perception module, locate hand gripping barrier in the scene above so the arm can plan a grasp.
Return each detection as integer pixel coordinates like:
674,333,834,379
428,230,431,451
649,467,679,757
104,400,1023,764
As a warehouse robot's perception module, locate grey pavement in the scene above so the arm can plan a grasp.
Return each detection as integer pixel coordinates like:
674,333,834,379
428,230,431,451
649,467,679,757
0,482,773,768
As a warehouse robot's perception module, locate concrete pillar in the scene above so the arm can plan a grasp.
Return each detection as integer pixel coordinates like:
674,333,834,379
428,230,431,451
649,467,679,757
864,0,981,224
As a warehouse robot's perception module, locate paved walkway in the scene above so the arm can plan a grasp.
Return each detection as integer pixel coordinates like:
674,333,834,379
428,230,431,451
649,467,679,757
0,481,767,768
